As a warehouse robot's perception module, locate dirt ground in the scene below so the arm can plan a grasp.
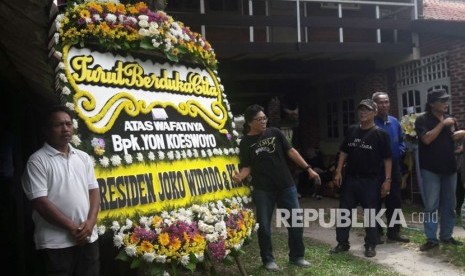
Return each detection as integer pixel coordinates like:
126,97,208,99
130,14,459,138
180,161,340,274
283,196,465,276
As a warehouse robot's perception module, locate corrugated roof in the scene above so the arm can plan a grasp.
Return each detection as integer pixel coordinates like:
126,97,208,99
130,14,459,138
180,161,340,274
423,0,465,21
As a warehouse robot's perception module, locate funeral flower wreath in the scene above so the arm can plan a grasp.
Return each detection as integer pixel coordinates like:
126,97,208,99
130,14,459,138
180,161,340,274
52,0,241,168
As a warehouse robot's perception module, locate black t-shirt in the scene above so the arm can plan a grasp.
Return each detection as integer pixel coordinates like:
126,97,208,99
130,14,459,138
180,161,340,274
239,127,295,191
414,112,457,174
340,125,392,175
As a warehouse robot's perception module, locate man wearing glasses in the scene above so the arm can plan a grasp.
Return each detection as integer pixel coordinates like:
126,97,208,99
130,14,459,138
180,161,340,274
232,104,320,271
414,89,465,251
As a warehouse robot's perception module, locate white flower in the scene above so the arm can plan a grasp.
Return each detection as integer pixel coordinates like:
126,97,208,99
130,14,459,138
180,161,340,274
136,152,144,162
139,216,150,227
99,156,110,167
143,252,156,263
180,255,190,266
125,244,137,257
206,233,219,242
201,150,206,158
71,135,81,146
254,223,260,231
62,86,71,95
152,39,161,48
53,51,62,59
167,151,174,160
65,102,75,110
113,233,124,248
97,225,106,235
193,149,199,158
72,119,78,129
186,149,192,158
138,28,150,36
148,151,156,161
124,154,133,164
175,151,181,160
207,149,213,157
105,13,117,23
155,254,167,263
110,155,122,166
93,14,102,22
149,25,160,35
53,32,60,44
138,15,149,21
110,221,121,231
158,151,165,160
59,73,67,82
195,253,204,262
125,218,133,229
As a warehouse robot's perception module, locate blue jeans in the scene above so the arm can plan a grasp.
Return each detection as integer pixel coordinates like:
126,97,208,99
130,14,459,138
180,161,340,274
252,186,304,264
420,169,457,242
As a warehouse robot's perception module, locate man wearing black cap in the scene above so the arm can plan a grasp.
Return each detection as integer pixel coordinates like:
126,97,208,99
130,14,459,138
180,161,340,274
330,99,392,258
414,89,465,251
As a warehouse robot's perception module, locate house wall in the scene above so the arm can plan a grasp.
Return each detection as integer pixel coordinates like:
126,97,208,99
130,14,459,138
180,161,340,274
420,34,465,127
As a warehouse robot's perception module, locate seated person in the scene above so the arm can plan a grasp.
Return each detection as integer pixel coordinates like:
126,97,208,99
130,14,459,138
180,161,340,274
297,147,338,199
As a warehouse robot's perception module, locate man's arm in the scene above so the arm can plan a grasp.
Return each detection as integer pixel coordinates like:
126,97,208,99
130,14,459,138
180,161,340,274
420,117,455,145
381,158,392,197
334,151,348,187
32,197,80,234
232,167,251,183
287,148,320,181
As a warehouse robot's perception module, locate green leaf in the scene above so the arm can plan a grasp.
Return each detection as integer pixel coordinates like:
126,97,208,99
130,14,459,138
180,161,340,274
185,261,196,272
222,255,235,266
130,258,142,269
140,40,155,50
115,250,129,262
165,52,179,63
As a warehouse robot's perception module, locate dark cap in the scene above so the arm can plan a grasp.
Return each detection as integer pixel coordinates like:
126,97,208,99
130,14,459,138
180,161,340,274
357,99,377,111
427,89,449,103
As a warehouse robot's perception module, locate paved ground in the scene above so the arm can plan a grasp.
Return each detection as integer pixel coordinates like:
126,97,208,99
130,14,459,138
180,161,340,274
274,196,465,276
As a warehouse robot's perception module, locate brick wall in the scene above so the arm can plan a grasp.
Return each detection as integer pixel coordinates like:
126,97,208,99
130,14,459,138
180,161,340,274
420,34,465,127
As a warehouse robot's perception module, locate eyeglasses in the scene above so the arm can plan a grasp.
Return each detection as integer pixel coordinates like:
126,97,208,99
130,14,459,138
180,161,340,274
253,116,268,122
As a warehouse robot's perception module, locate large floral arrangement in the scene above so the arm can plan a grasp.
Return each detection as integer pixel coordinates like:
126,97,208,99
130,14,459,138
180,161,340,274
55,0,217,68
51,0,242,168
400,113,422,144
101,196,258,275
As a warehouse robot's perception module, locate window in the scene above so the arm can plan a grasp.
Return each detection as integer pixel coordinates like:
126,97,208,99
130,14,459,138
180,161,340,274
326,101,339,139
401,90,421,115
342,98,355,137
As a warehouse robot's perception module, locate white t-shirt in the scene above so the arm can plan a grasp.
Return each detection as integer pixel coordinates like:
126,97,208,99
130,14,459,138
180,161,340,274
22,143,99,249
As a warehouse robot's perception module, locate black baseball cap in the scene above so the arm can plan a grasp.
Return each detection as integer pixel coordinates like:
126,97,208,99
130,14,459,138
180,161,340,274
427,89,449,103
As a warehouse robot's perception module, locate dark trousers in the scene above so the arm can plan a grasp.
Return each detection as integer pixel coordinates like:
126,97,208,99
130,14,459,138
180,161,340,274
336,175,381,248
39,240,100,276
252,186,304,264
377,161,403,237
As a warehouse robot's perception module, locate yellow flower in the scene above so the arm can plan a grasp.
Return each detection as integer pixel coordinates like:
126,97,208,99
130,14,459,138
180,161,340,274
170,237,181,252
140,240,154,252
152,215,163,227
80,9,91,19
158,232,170,246
88,2,103,13
105,2,117,13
